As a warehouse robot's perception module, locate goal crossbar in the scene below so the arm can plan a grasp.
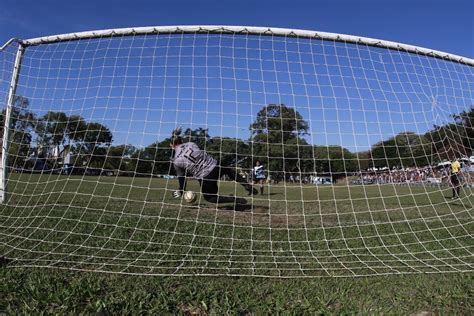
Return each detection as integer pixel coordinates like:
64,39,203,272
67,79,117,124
2,25,473,66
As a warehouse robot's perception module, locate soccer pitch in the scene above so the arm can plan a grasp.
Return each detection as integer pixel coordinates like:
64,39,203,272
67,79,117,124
1,174,472,277
1,174,473,313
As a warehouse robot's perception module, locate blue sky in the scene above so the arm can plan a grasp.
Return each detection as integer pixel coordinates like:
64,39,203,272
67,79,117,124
0,0,472,151
1,0,472,58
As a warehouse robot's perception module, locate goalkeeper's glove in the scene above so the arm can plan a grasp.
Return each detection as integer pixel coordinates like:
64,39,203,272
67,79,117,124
173,190,182,199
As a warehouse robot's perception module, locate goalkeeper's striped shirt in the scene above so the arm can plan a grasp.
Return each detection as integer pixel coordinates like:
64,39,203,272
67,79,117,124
172,142,217,179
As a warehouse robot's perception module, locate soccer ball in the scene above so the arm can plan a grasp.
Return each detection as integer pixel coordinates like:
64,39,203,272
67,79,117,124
183,190,197,203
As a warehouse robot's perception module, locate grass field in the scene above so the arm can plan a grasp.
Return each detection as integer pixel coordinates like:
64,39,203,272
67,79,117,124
1,174,473,313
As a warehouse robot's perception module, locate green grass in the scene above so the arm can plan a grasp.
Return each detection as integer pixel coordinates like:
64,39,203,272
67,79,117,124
1,174,473,313
1,268,472,314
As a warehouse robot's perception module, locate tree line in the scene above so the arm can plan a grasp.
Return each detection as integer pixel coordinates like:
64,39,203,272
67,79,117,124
1,97,472,178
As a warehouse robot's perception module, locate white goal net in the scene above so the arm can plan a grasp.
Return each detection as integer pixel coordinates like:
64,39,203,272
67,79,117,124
0,26,472,277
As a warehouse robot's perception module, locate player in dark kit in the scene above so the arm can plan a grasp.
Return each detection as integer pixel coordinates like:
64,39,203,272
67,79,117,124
450,158,462,199
170,128,257,205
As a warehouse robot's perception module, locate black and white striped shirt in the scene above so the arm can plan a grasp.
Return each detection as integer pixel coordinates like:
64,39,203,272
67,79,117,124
172,142,217,179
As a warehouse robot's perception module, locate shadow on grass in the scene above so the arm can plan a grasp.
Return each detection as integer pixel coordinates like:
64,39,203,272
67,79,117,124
217,203,256,212
0,256,12,267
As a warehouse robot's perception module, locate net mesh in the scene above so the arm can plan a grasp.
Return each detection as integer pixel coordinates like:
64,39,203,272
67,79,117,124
0,28,472,277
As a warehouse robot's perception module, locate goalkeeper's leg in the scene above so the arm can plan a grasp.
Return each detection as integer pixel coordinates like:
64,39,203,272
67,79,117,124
200,167,247,204
220,166,257,195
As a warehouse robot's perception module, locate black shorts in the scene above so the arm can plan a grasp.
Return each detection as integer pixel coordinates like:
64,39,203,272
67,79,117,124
200,166,245,201
451,173,460,186
199,166,219,198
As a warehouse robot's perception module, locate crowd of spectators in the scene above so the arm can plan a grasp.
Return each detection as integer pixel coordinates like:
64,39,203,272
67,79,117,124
244,159,474,187
353,161,473,186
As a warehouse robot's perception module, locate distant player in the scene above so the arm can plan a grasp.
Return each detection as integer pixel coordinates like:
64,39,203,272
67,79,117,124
253,160,266,195
170,128,257,205
450,158,461,199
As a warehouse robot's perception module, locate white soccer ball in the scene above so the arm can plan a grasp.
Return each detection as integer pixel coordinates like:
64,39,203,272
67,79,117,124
183,190,197,203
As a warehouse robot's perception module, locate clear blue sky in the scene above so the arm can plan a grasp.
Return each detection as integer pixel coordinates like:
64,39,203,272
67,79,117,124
0,0,472,151
1,0,472,58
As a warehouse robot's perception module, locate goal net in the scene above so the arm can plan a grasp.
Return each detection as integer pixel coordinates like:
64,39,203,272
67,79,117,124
0,26,472,277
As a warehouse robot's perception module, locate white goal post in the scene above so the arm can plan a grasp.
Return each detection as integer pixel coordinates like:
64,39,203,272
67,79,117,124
0,26,472,277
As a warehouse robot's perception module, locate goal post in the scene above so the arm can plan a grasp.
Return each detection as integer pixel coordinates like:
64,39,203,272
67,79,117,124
0,42,25,203
0,26,472,277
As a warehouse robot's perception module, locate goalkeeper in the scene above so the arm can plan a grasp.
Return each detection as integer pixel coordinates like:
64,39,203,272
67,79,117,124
170,128,257,204
450,158,462,199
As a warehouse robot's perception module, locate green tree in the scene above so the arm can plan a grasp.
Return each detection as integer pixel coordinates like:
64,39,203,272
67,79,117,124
37,111,69,151
206,137,250,167
36,112,113,169
250,104,310,179
0,96,37,168
250,104,309,142
183,127,210,149
334,146,357,173
73,122,113,168
130,139,172,175
354,151,371,171
423,106,473,162
370,132,431,168
105,144,137,171
452,106,473,156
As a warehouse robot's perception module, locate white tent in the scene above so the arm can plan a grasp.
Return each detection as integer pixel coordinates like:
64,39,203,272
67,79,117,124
437,161,451,167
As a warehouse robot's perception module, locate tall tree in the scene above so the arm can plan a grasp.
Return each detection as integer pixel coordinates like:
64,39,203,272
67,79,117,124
36,112,112,169
250,104,309,142
370,132,431,168
452,106,473,156
250,104,310,178
183,127,210,149
105,144,137,171
0,96,37,168
206,137,250,167
130,139,173,175
73,122,113,168
36,111,68,157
